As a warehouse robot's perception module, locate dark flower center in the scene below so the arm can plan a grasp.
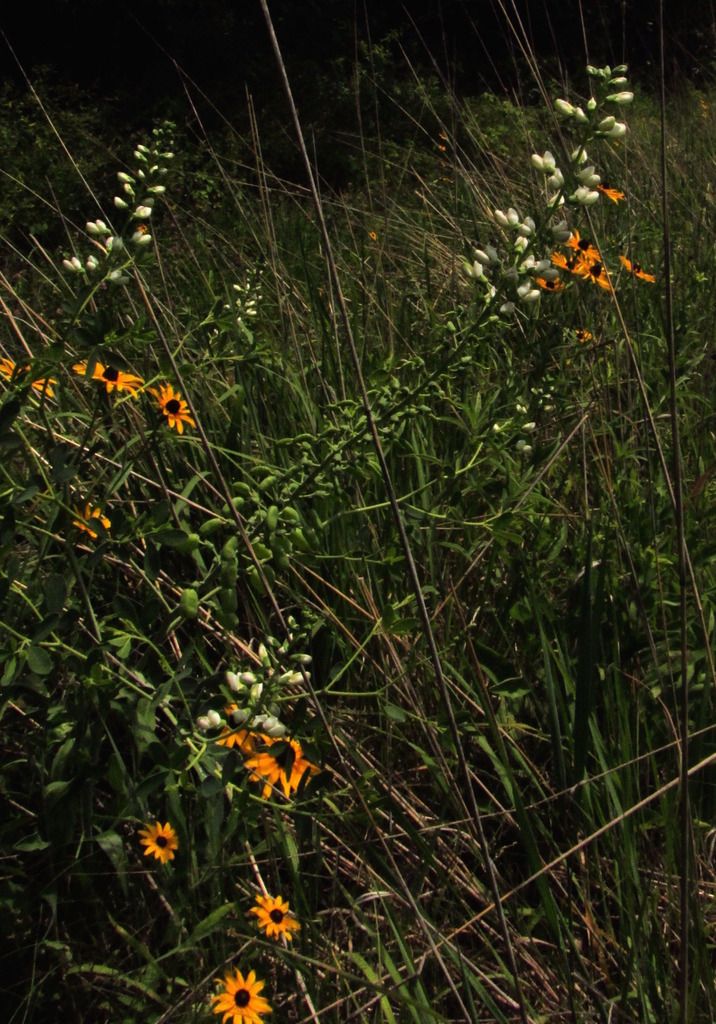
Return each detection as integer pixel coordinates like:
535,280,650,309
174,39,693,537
156,835,168,848
270,909,285,924
234,990,250,1008
633,261,642,273
589,261,603,279
577,238,593,251
165,399,181,414
103,367,119,382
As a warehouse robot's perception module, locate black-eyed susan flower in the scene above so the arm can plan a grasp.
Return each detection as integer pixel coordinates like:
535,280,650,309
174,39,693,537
619,255,656,283
575,328,594,345
250,894,301,942
573,257,612,291
368,230,378,241
138,821,178,864
566,230,601,262
73,361,144,396
535,276,565,292
212,969,271,1024
73,502,111,540
151,384,196,433
244,736,319,800
597,182,626,203
216,705,259,753
0,358,56,398
551,251,579,273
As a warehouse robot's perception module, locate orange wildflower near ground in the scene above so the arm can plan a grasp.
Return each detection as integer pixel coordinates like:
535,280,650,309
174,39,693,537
73,361,144,395
151,383,196,433
212,969,272,1024
73,502,111,540
138,821,179,864
619,255,656,283
535,276,565,292
244,736,320,799
0,358,56,397
249,894,301,941
597,183,626,203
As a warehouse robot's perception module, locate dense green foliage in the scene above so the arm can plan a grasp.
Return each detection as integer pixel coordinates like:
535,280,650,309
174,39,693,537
1,57,715,1024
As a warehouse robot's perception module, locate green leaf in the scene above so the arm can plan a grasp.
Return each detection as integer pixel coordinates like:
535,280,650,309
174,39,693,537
44,575,67,614
189,902,236,943
26,645,53,675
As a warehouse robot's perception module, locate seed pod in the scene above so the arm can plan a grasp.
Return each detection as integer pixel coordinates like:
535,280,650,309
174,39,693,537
265,505,279,532
199,516,225,537
179,588,199,619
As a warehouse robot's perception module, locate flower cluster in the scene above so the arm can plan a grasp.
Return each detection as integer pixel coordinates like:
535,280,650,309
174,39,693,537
69,361,196,432
62,122,174,285
0,358,56,397
463,66,657,315
232,269,263,329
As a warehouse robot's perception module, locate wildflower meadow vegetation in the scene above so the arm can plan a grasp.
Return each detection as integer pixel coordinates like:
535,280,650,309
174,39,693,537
1,22,716,1024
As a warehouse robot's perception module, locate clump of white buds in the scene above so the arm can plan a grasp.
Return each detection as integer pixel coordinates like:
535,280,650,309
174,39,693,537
531,150,557,174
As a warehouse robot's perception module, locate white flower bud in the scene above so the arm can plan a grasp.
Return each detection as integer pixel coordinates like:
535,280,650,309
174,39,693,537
113,196,128,209
573,106,588,123
523,421,537,432
605,122,627,138
516,440,533,454
239,671,257,684
464,260,486,280
134,205,153,219
249,682,264,703
493,209,509,227
294,653,312,665
607,91,633,105
117,172,134,183
517,281,540,303
108,269,129,285
531,150,556,174
613,64,628,75
148,185,166,194
473,248,491,265
122,182,135,196
513,235,528,252
555,98,575,117
62,256,83,273
136,144,150,154
225,670,241,691
257,643,269,665
231,707,250,725
570,147,589,164
610,76,629,87
547,169,564,190
506,207,520,226
577,166,601,187
261,716,288,738
587,97,597,111
551,221,571,242
207,709,222,728
517,216,535,237
196,715,211,732
499,301,515,315
132,231,152,246
86,221,103,236
86,255,99,271
572,186,600,206
598,116,616,132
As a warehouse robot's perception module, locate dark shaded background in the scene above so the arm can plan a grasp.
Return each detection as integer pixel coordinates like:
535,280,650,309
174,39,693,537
2,1,715,113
